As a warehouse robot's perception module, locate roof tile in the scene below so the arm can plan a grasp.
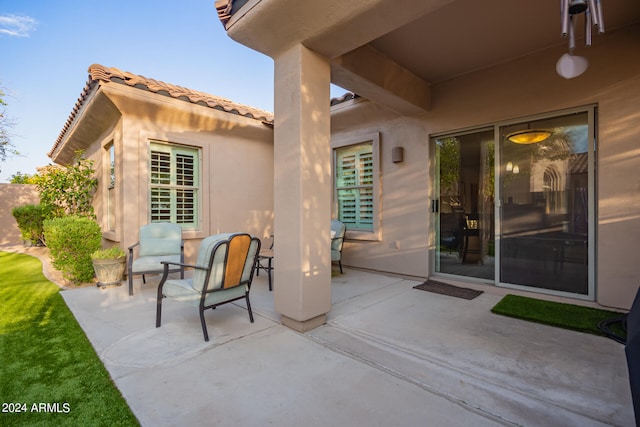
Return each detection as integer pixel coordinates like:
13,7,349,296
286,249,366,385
51,64,273,158
87,64,273,121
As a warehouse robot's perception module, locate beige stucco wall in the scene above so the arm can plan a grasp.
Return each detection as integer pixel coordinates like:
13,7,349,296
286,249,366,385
62,83,274,265
332,100,431,278
0,184,39,246
331,24,640,309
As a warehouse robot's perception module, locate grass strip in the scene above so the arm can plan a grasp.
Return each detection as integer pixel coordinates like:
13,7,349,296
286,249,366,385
491,294,627,338
0,251,139,427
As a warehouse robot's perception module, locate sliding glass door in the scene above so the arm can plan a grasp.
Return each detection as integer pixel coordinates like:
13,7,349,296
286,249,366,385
432,107,594,299
499,110,593,296
434,129,495,281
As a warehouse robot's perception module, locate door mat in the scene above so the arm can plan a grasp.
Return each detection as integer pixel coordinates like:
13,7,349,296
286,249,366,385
413,280,483,300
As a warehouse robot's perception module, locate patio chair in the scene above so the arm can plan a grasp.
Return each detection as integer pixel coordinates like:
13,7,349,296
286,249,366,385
156,233,261,342
255,235,274,291
127,223,184,296
331,220,346,274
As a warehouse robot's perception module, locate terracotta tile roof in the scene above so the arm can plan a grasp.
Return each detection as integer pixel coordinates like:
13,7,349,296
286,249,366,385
330,92,360,106
50,64,273,158
88,64,273,121
216,0,233,25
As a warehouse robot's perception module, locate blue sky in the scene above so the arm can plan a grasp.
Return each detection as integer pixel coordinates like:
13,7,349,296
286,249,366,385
0,1,345,182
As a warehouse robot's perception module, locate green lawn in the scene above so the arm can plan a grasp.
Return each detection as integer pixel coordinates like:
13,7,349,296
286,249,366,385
0,251,139,427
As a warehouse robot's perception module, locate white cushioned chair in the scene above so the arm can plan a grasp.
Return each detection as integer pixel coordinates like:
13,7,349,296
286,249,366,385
331,220,346,274
127,223,184,296
155,233,260,342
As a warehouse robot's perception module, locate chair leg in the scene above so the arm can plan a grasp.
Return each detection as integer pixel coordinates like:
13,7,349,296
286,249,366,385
200,308,210,342
128,274,134,296
142,274,146,284
156,296,163,328
267,258,273,291
339,260,343,274
246,294,254,323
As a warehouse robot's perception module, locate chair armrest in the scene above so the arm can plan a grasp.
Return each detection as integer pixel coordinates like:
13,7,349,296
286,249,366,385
128,242,140,251
158,261,208,290
160,261,208,271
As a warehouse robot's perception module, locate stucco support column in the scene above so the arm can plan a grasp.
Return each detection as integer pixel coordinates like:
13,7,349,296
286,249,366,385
273,43,332,332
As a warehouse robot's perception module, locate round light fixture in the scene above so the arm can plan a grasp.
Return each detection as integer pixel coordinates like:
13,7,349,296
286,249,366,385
506,130,553,144
556,53,589,79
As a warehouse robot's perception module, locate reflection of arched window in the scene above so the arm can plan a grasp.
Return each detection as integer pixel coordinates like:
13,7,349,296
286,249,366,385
543,167,562,213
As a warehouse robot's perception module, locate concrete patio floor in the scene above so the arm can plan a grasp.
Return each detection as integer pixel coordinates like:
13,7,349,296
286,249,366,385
9,246,634,426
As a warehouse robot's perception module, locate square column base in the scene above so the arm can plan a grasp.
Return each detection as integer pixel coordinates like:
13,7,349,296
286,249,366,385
280,313,327,333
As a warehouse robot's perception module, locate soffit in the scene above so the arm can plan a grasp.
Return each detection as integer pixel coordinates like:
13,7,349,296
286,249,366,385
225,0,456,58
367,0,640,84
48,89,121,165
226,0,640,85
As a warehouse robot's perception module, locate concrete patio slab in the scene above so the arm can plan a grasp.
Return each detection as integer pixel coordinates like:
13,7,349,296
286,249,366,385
5,246,633,426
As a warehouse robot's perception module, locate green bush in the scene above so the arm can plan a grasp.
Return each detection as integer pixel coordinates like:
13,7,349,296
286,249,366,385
43,216,102,284
34,151,98,220
11,204,45,246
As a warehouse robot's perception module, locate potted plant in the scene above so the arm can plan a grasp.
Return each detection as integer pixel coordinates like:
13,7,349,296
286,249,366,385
91,246,126,288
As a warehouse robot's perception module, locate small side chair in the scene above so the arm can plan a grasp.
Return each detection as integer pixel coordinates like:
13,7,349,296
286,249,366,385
156,233,260,342
127,223,184,296
255,235,274,291
331,219,346,274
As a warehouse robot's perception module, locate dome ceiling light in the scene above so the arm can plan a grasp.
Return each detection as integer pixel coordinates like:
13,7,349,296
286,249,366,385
506,129,553,145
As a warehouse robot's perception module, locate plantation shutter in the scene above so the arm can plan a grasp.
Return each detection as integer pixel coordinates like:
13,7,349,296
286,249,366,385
150,144,199,228
336,143,374,230
175,153,196,224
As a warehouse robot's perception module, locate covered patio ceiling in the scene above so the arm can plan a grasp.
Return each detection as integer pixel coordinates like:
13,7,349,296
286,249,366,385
226,0,640,113
367,0,640,84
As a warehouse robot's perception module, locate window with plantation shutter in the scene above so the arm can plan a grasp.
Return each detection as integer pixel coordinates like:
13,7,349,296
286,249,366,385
335,142,375,230
149,143,199,229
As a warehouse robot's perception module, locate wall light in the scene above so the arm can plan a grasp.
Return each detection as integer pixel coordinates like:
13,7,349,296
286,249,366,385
506,129,552,144
392,146,404,163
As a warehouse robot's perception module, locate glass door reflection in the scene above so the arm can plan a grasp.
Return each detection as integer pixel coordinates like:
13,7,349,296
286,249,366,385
499,112,590,295
434,130,495,280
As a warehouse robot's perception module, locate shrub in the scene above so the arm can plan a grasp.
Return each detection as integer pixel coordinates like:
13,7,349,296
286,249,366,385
9,172,38,184
34,150,97,220
11,204,45,246
43,216,102,284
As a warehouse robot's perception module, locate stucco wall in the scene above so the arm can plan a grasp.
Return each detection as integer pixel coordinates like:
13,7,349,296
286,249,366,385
331,24,640,309
0,184,39,246
71,84,274,265
332,100,430,278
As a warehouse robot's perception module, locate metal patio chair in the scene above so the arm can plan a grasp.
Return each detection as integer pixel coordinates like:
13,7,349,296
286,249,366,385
331,220,346,274
127,223,184,296
255,235,274,291
156,233,260,341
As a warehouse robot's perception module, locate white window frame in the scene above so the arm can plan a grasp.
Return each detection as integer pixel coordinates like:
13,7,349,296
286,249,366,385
333,132,381,241
149,142,200,230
